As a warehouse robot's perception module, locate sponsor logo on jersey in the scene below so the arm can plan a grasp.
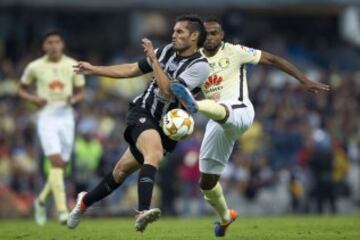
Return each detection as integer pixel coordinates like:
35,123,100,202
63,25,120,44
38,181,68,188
209,92,221,101
241,45,257,56
218,57,230,69
48,80,64,90
139,117,147,123
204,74,223,89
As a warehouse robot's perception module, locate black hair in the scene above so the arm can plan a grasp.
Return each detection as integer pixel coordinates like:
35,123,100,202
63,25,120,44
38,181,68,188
204,16,222,25
175,14,206,47
42,30,63,43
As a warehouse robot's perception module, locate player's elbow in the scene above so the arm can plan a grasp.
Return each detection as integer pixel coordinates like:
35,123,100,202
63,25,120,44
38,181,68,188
125,64,142,78
260,51,280,65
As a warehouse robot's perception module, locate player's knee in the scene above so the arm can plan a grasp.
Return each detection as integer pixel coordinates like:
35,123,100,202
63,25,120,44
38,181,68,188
143,149,163,167
112,168,128,183
49,155,66,168
199,178,217,190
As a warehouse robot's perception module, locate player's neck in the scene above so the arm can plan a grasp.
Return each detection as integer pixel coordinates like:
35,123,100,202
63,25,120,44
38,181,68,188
46,54,63,63
177,45,198,57
203,42,223,57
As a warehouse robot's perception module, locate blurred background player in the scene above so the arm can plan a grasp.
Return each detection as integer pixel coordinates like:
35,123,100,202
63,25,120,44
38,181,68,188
66,15,210,232
18,31,85,225
170,17,330,236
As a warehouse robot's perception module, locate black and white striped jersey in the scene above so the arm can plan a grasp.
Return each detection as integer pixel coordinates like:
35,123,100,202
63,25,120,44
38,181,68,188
133,43,211,122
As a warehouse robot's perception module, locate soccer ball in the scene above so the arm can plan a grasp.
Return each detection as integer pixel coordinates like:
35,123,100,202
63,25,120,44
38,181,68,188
162,108,194,141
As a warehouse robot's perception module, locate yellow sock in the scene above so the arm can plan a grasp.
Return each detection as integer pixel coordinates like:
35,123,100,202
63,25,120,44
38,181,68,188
201,182,230,224
38,179,52,204
49,168,67,213
197,100,227,121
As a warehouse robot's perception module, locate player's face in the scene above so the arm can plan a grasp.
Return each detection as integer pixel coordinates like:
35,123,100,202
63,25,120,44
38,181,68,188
43,35,64,59
204,22,224,51
172,21,194,51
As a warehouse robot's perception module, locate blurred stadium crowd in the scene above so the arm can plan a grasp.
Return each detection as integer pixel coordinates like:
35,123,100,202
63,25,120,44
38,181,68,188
0,7,359,218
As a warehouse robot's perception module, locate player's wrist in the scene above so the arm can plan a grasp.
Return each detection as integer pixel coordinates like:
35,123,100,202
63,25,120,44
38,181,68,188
67,96,76,105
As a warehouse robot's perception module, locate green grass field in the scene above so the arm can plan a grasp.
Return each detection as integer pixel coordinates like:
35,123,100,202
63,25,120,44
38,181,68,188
1,215,359,240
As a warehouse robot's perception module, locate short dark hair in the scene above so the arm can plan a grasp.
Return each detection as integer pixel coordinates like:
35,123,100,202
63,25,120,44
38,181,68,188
176,14,206,47
204,16,222,25
42,30,63,43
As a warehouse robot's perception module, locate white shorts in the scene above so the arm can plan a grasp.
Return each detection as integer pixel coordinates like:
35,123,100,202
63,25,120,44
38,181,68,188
36,105,75,162
199,99,255,175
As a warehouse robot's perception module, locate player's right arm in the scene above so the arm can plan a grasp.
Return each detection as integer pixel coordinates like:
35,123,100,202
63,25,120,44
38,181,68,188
235,44,329,93
73,62,143,78
18,63,47,107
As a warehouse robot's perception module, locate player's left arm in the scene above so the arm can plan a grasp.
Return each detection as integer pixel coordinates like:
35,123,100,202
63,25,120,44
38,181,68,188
68,71,85,105
142,38,173,98
259,51,330,93
68,86,85,105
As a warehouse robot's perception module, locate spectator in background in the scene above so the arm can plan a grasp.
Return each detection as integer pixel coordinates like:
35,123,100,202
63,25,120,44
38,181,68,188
289,173,305,213
308,129,337,214
74,130,103,193
175,129,204,216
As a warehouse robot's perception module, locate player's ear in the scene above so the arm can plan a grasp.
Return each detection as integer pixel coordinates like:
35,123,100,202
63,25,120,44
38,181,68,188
42,41,47,52
220,30,225,40
191,31,200,43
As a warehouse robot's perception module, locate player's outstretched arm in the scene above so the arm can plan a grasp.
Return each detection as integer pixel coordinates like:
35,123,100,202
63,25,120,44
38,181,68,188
259,51,330,93
73,62,143,78
142,38,172,98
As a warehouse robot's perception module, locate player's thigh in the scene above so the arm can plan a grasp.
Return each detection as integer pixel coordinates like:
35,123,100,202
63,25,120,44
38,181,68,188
37,117,62,157
199,120,236,175
58,118,75,162
113,148,142,182
135,129,164,166
223,100,255,135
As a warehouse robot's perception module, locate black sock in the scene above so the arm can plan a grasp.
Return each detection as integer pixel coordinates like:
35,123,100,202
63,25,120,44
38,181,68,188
138,164,157,211
83,172,121,206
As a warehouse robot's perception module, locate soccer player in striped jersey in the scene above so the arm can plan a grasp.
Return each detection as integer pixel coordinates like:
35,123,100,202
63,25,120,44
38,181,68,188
170,17,330,237
67,15,211,232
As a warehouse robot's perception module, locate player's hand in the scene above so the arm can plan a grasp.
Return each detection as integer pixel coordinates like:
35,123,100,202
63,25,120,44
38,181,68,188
303,80,330,94
142,38,157,63
32,96,47,108
73,61,95,75
67,96,76,105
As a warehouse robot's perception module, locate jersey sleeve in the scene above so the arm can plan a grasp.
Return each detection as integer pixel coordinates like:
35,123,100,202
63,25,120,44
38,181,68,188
138,57,153,74
73,73,85,87
234,44,262,64
20,64,35,85
138,44,169,74
177,61,211,91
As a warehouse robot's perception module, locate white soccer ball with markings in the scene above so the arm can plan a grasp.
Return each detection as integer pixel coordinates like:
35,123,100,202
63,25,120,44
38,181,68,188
162,108,194,141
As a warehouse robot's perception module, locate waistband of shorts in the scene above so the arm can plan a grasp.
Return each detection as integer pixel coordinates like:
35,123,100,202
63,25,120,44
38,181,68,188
231,103,247,109
216,102,249,124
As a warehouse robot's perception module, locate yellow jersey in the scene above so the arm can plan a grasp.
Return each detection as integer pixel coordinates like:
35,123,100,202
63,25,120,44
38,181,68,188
200,42,261,102
21,54,85,103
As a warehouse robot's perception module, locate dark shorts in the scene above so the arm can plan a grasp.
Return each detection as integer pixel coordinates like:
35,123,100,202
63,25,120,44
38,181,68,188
123,105,177,164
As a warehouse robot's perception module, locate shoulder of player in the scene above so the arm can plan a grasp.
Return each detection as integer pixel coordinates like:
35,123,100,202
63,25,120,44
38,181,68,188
187,57,211,73
26,56,47,69
156,43,174,55
223,42,243,52
61,55,78,64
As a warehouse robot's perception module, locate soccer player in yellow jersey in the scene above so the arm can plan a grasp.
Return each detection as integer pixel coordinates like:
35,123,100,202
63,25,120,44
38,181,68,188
18,31,85,225
170,17,330,237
